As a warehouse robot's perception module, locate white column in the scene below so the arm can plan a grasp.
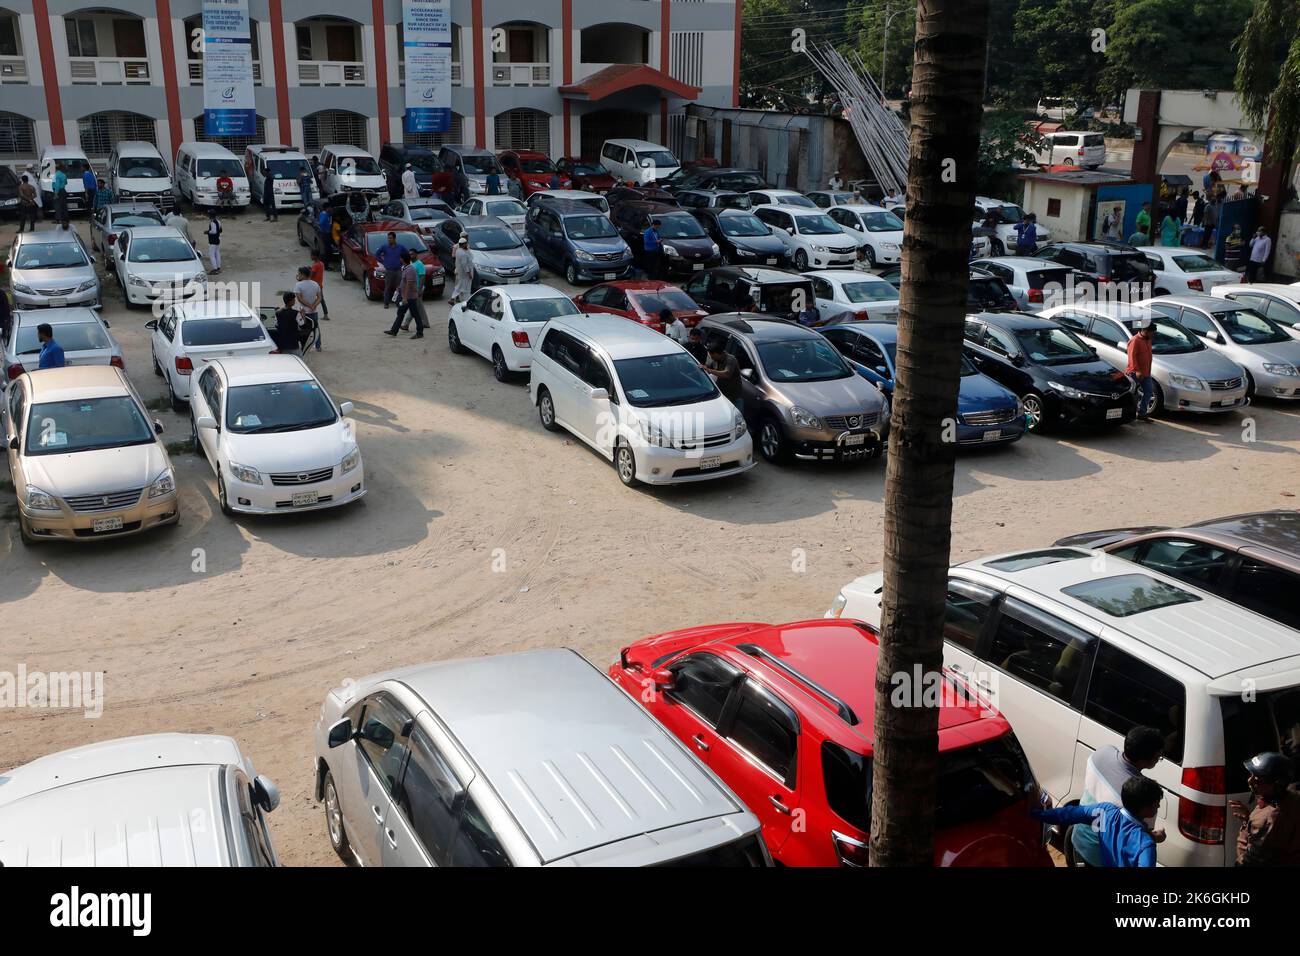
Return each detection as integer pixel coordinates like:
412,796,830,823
51,14,71,86
283,22,299,86
170,17,190,87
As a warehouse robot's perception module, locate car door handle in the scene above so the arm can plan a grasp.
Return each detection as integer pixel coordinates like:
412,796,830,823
769,795,792,815
370,804,384,824
385,828,398,849
692,734,710,752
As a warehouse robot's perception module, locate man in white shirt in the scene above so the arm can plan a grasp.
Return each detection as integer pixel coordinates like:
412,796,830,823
401,164,420,199
165,209,193,247
660,308,688,344
1070,725,1166,866
828,170,843,191
294,265,323,352
1246,226,1272,283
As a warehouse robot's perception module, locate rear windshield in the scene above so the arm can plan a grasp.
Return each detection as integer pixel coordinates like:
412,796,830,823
968,277,1017,309
629,288,699,314
1026,268,1071,289
113,211,164,229
15,320,110,354
1084,134,1104,147
197,158,244,178
841,280,900,304
1109,253,1153,279
510,297,579,323
485,200,525,218
655,835,767,867
1221,688,1300,793
180,317,268,346
1171,254,1225,274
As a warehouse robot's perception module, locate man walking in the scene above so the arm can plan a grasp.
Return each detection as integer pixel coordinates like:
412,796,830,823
1232,752,1300,866
1071,726,1165,866
449,233,474,305
309,249,329,321
1246,226,1272,283
1202,194,1221,249
273,291,302,355
294,265,323,351
377,232,404,308
643,218,662,277
165,207,193,247
205,209,223,275
262,173,278,222
94,176,114,211
384,251,426,339
37,323,66,369
1014,214,1037,256
17,173,37,232
51,164,68,225
402,163,419,199
1127,318,1156,420
1135,201,1151,236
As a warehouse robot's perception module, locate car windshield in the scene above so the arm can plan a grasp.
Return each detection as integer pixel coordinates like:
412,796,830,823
180,317,267,346
461,154,501,175
841,280,900,304
777,194,817,208
1014,326,1094,364
636,150,678,168
15,321,111,354
128,237,197,263
366,232,427,254
630,288,701,314
519,158,556,174
118,158,168,178
266,159,307,179
991,203,1024,223
795,214,843,235
510,296,579,322
614,353,718,407
225,380,337,433
716,193,752,209
485,200,525,218
861,211,904,232
14,241,88,269
197,158,244,178
338,157,381,176
1217,308,1292,345
757,338,852,382
405,154,440,173
759,282,814,314
54,158,91,177
113,212,164,228
569,162,603,176
657,214,707,239
465,226,521,251
25,396,154,455
1171,254,1225,274
718,214,770,237
565,215,618,240
1121,317,1203,354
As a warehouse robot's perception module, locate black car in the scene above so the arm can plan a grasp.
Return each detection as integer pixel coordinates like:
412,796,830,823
606,184,678,212
681,266,813,319
693,208,790,267
1034,240,1154,295
962,310,1137,432
674,188,752,212
877,266,1019,312
610,201,721,277
0,165,20,217
377,142,449,198
661,166,766,193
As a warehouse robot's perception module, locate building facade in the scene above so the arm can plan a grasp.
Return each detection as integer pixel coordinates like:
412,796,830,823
0,0,740,166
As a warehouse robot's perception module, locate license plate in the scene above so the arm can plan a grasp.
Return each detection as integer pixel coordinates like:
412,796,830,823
92,516,123,533
48,297,66,307
982,429,1002,442
291,491,319,507
766,258,777,265
1105,407,1123,420
603,273,616,280
700,456,722,470
507,277,521,284
693,263,704,270
843,433,867,446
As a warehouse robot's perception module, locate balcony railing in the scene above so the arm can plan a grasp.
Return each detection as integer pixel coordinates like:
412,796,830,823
398,62,462,86
298,60,366,86
491,62,550,86
188,60,263,85
69,56,151,85
0,56,28,83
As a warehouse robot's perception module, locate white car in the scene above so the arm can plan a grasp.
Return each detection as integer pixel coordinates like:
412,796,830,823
319,144,389,201
189,354,364,516
973,197,1051,254
826,546,1300,867
1212,284,1300,339
147,298,276,410
599,138,680,185
525,188,610,215
0,734,279,866
747,188,817,209
752,204,859,270
458,196,527,235
1137,246,1239,295
806,190,857,208
1031,130,1105,169
529,314,753,486
970,256,1077,311
806,269,900,321
825,204,904,266
447,284,581,381
111,225,208,306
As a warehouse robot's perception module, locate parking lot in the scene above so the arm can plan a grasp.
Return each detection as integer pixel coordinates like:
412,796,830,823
4,209,1300,865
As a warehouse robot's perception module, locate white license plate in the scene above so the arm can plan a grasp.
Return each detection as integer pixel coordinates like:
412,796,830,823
982,429,1002,442
1105,407,1123,420
766,258,777,265
507,278,521,284
693,263,704,270
603,273,616,280
92,516,123,533
291,491,319,507
48,297,67,307
699,456,723,470
843,433,867,446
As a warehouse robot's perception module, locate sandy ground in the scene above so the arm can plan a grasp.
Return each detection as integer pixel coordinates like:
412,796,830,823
2,208,1298,866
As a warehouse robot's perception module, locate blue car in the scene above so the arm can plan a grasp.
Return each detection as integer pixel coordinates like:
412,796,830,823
821,322,1027,446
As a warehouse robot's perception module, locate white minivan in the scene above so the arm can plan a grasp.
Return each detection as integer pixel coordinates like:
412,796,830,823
176,141,251,208
827,546,1300,867
529,314,753,486
319,144,389,200
108,140,176,210
37,145,94,214
600,138,681,186
244,144,318,211
1032,130,1105,169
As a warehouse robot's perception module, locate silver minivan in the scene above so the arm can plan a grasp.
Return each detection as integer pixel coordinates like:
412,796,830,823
314,648,769,866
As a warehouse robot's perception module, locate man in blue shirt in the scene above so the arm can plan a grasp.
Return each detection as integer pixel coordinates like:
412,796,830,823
1033,776,1164,867
37,323,66,369
377,232,405,308
1072,725,1165,866
643,219,662,277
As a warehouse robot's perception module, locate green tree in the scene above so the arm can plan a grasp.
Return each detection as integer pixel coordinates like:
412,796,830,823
740,0,869,110
978,110,1044,193
1011,0,1117,106
849,1,919,98
1105,0,1251,100
1235,0,1300,162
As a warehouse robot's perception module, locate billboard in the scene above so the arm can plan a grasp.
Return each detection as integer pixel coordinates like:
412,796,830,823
404,0,452,134
202,0,257,137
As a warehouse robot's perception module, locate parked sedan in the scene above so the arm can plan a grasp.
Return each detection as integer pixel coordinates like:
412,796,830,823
337,221,445,300
1212,284,1300,338
447,284,582,380
1139,294,1300,400
190,354,364,516
806,189,858,208
969,257,1077,312
2,365,177,544
1137,246,1239,295
747,188,817,209
457,195,528,235
556,157,616,193
611,203,720,277
89,201,165,252
4,308,123,383
573,280,708,331
963,311,1137,432
110,226,208,307
375,197,454,241
147,298,277,410
427,215,539,288
674,189,752,211
807,270,900,322
823,321,1025,446
6,229,100,309
826,204,904,267
498,149,569,195
1043,302,1248,415
692,208,790,267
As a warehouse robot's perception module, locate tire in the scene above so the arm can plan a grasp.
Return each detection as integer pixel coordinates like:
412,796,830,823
757,417,789,464
339,255,352,280
1022,391,1047,433
614,441,638,486
1062,157,1076,166
794,250,809,271
537,387,560,432
152,347,162,377
1244,370,1256,399
566,261,579,285
363,272,376,301
492,346,510,382
864,246,877,268
322,770,353,864
167,374,186,413
447,319,466,354
1154,287,1170,296
216,472,233,517
17,514,39,546
1147,381,1164,417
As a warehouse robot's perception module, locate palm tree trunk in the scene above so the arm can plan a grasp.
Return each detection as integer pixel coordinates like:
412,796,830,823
869,0,989,867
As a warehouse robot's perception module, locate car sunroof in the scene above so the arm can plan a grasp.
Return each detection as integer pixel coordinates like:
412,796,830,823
983,548,1090,572
1061,573,1201,617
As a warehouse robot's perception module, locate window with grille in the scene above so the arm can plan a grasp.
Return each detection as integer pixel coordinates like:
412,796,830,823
494,109,549,153
404,113,464,149
195,113,267,156
0,111,36,160
670,31,703,88
78,111,156,158
303,110,369,153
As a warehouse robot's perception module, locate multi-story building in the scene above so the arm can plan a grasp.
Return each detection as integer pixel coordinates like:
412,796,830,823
0,0,740,166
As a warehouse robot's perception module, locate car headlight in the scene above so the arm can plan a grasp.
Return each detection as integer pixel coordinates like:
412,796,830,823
25,486,59,512
1168,374,1205,391
127,273,148,287
13,282,35,295
828,592,847,618
662,244,680,257
732,411,747,441
228,461,262,485
710,243,720,256
812,243,828,253
883,243,900,253
791,405,823,429
878,396,891,424
735,248,755,258
74,278,97,293
575,249,594,261
1264,363,1298,376
148,468,176,499
637,419,671,447
1045,381,1086,400
373,267,385,278
340,447,361,474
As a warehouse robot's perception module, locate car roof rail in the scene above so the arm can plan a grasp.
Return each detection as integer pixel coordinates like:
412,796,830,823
735,643,860,725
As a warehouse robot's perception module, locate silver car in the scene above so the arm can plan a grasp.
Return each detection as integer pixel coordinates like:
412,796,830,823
1042,302,1248,414
313,648,769,867
376,196,453,241
3,307,123,382
434,214,539,286
971,257,1076,312
1139,294,1300,401
88,201,165,253
457,196,527,235
6,229,100,309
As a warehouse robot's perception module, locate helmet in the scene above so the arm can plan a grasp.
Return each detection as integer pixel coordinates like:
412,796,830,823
1244,752,1295,784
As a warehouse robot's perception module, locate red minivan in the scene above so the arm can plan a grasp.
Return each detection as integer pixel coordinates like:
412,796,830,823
610,619,1053,867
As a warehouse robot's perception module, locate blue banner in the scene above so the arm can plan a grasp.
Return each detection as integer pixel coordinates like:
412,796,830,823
202,0,256,137
404,0,451,134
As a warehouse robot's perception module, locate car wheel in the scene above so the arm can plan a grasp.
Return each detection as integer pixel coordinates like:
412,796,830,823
537,387,560,432
322,770,353,863
151,347,162,377
167,374,186,413
1062,157,1076,166
1147,381,1165,417
339,255,352,280
362,272,375,300
794,250,809,271
1244,370,1256,398
1154,287,1170,296
17,514,39,546
447,319,466,354
865,246,877,268
216,472,233,517
991,238,1005,257
615,441,639,486
492,346,510,382
758,417,789,463
566,261,579,285
1022,392,1047,433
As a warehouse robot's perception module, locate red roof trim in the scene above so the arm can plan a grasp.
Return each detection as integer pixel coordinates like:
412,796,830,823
559,64,701,102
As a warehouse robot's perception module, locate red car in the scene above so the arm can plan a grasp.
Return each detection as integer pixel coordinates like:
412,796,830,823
610,619,1053,867
556,157,616,193
497,150,568,195
337,219,445,302
574,280,708,333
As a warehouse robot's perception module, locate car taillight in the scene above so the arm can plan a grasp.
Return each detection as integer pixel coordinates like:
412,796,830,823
1178,765,1226,844
1097,275,1111,283
1028,287,1044,303
7,362,24,380
109,356,124,369
831,830,870,867
511,330,530,348
175,356,194,375
107,233,117,245
1183,765,1226,794
1187,278,1204,292
855,310,871,321
1078,148,1086,156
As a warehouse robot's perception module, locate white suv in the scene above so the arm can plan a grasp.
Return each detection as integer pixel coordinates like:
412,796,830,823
827,546,1300,867
529,314,753,486
599,138,680,185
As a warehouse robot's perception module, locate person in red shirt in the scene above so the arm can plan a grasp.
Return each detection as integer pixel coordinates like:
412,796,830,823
1126,319,1155,420
309,249,328,321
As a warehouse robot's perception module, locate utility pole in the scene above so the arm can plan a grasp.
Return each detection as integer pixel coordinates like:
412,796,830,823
880,3,905,103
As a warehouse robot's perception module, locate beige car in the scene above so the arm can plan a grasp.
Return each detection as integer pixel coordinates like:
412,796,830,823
4,366,178,544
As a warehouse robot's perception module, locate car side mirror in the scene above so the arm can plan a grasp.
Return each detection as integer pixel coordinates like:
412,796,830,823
1206,330,1221,342
195,415,218,430
327,718,354,748
649,667,675,691
252,774,280,813
153,419,164,434
1011,354,1026,367
8,436,17,450
589,387,609,401
145,319,158,330
339,400,354,416
740,367,754,379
